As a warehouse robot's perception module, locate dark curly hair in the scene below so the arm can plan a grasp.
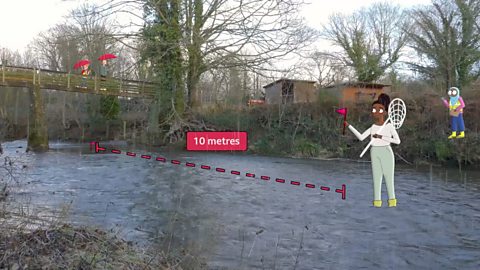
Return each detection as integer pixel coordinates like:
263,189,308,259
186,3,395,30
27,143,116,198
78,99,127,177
372,93,391,112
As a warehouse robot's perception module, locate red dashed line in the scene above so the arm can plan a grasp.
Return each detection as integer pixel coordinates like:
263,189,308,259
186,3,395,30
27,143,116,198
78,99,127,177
92,142,346,200
336,184,346,200
320,186,330,191
94,142,106,153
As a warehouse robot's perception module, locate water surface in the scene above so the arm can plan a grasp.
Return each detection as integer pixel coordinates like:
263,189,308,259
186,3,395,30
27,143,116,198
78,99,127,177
3,140,479,269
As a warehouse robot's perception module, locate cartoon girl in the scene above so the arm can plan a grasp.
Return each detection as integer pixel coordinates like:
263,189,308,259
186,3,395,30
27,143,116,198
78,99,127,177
345,94,401,208
80,63,91,88
441,87,465,139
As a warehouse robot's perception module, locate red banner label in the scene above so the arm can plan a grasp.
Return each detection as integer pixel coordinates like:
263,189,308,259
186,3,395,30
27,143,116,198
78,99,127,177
186,131,248,151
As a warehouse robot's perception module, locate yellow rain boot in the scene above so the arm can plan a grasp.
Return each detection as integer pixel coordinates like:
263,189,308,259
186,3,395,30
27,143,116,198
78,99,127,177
448,132,457,139
457,131,465,139
373,200,382,208
388,199,397,207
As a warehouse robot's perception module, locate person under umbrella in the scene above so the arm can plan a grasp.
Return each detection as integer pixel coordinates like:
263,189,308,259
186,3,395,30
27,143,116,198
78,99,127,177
98,54,116,91
99,59,108,91
80,63,91,88
73,59,91,88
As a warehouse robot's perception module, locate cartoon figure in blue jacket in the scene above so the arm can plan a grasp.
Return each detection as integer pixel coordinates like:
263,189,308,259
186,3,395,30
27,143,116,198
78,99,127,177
441,87,465,139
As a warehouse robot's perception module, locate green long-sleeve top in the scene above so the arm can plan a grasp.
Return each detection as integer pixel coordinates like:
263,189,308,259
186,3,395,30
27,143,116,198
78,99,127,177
100,65,108,77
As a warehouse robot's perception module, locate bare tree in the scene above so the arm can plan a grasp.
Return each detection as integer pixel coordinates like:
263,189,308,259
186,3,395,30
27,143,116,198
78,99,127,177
1,48,24,66
407,0,480,90
183,0,317,108
92,0,316,109
31,3,121,74
323,2,410,82
284,51,346,87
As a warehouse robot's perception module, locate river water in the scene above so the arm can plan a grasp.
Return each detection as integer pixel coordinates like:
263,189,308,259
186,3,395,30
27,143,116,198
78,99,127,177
2,140,480,269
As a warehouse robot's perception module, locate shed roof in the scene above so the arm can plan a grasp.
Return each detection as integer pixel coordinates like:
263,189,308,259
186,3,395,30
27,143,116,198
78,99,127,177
263,78,317,89
324,82,391,89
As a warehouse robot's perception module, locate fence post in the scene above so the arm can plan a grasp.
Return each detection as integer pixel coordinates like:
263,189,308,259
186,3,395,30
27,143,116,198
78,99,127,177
123,120,127,140
94,75,97,92
14,90,19,125
67,72,71,89
38,69,41,85
1,61,4,83
33,68,36,85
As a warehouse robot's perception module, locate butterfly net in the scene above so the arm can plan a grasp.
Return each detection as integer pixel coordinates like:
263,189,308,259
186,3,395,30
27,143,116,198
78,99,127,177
388,98,406,129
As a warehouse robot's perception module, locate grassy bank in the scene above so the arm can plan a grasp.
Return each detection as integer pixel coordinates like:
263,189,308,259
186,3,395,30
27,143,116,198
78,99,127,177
196,88,480,167
2,84,479,167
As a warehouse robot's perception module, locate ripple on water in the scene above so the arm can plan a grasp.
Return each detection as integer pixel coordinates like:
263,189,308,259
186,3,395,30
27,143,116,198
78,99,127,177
4,140,480,269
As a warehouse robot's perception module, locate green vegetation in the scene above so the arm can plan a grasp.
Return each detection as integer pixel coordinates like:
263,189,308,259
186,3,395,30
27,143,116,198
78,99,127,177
100,96,120,121
142,0,185,135
195,86,480,167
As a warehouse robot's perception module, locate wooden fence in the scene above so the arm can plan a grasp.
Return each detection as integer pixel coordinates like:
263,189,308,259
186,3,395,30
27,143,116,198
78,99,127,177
0,64,157,98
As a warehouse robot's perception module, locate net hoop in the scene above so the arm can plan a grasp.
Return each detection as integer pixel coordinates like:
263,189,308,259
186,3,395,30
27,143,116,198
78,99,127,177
388,98,406,129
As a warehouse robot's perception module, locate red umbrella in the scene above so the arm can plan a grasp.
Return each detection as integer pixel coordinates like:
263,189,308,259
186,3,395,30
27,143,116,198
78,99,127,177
73,59,91,69
98,54,117,61
336,107,348,135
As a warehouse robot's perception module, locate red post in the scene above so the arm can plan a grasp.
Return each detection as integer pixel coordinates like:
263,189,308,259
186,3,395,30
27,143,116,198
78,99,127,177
335,184,346,200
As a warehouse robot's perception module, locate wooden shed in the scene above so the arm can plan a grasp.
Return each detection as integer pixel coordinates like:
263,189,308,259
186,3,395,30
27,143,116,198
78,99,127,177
263,79,317,104
321,82,390,105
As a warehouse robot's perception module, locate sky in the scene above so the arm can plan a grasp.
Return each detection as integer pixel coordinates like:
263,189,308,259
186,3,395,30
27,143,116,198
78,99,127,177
302,0,430,26
0,0,431,54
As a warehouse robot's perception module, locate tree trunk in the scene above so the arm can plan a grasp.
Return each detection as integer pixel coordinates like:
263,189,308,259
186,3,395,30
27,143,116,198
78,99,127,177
187,70,201,109
14,90,19,125
147,97,161,135
106,120,110,139
186,0,203,110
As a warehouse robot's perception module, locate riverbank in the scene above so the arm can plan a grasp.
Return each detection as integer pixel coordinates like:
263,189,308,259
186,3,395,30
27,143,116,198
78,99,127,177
2,85,479,168
0,148,208,270
0,207,207,269
195,87,480,168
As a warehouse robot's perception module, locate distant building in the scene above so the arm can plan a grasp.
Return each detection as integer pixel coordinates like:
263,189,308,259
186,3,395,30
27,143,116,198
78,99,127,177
321,82,390,105
263,79,317,104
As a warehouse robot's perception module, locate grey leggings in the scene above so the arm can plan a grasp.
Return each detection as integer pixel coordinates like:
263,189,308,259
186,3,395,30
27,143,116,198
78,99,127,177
370,146,395,200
